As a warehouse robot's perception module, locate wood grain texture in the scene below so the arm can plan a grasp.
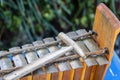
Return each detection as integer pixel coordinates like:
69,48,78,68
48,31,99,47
93,3,120,80
33,74,47,80
51,72,59,80
73,68,82,80
62,70,72,80
76,30,98,80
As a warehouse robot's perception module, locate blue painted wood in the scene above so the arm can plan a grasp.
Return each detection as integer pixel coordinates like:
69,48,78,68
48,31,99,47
105,51,120,80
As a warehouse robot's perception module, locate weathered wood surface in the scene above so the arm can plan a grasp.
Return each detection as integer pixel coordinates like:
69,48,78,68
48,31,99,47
3,46,73,80
93,3,120,80
32,40,47,79
22,44,38,63
44,38,59,80
55,37,73,80
9,47,27,67
76,29,108,80
0,51,13,70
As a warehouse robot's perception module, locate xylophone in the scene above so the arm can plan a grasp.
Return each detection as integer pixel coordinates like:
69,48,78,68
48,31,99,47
0,3,120,80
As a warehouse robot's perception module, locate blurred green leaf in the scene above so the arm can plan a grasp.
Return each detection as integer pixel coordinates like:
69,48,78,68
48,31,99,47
0,0,119,49
43,9,55,21
13,16,22,26
80,16,87,27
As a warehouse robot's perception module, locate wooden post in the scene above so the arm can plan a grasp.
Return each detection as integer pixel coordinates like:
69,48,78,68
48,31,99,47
93,3,120,80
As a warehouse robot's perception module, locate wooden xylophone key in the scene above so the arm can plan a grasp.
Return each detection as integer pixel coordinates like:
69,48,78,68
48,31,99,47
75,30,98,80
56,58,71,80
66,32,83,80
43,38,59,80
76,29,109,80
69,59,83,80
68,31,98,80
55,37,74,80
9,47,27,67
43,38,59,52
83,38,109,65
22,44,38,64
0,51,13,71
66,31,78,40
32,40,48,80
20,44,39,79
66,31,84,80
33,41,48,58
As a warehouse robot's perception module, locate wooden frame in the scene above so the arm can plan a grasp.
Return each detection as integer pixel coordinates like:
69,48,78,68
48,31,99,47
93,3,120,80
18,3,120,80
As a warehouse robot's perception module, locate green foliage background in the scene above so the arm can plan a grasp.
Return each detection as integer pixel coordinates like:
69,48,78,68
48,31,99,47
0,0,120,49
